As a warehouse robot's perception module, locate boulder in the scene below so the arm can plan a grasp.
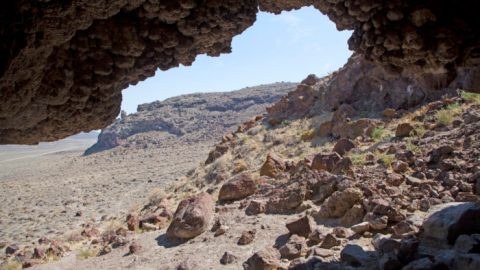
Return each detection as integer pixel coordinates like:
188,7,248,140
395,123,414,137
279,234,307,259
260,153,286,177
286,215,315,238
266,183,306,214
421,202,480,245
340,244,372,267
245,200,266,216
340,204,365,226
318,188,363,218
166,192,214,239
311,152,341,172
218,172,257,201
383,108,397,118
243,247,281,270
316,121,333,137
333,138,355,156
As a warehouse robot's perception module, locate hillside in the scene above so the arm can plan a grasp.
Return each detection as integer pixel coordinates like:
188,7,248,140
2,56,479,270
85,82,297,155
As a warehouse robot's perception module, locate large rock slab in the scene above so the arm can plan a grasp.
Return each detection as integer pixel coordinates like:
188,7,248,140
421,202,480,245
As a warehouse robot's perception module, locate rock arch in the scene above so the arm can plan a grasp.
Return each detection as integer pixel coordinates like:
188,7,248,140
1,0,480,144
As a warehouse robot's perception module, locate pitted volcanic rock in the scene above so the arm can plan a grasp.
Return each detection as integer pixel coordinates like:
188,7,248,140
2,0,480,143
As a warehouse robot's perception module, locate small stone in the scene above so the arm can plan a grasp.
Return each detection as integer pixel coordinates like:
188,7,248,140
238,230,256,245
351,222,370,234
333,227,349,238
386,173,404,186
5,244,19,255
214,225,229,237
220,251,238,265
383,108,397,118
129,241,141,254
320,233,341,249
307,229,325,245
392,160,409,173
245,200,266,216
369,216,388,230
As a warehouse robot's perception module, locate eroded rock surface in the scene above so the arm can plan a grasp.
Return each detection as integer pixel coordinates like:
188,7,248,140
2,1,480,143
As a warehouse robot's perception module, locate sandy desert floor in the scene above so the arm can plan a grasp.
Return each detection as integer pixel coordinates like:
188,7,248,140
0,132,211,247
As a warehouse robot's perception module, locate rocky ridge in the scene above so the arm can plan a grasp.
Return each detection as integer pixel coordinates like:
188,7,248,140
85,82,297,154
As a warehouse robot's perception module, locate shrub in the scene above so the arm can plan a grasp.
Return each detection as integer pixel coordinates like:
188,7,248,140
3,260,22,270
77,248,99,260
406,141,420,153
300,129,315,141
281,120,290,126
461,91,480,103
371,127,385,142
410,126,427,138
147,188,167,206
233,159,248,174
435,109,453,126
347,152,369,166
377,152,394,167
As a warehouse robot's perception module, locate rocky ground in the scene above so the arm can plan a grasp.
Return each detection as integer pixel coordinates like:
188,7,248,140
0,83,295,270
2,71,479,270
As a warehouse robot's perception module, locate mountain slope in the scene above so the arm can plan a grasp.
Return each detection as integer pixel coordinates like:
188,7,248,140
85,82,297,155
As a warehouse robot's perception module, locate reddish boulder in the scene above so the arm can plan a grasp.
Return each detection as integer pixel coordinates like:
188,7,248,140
166,192,214,239
333,138,355,156
238,230,256,245
245,200,266,216
218,172,256,201
243,247,281,270
311,152,341,172
286,215,315,238
395,123,414,137
260,153,286,177
266,183,306,214
279,234,307,259
317,188,363,218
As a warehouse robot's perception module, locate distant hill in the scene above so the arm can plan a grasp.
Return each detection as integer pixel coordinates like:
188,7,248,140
84,82,298,155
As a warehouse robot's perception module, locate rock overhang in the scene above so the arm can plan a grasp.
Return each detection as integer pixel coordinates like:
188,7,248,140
1,0,480,144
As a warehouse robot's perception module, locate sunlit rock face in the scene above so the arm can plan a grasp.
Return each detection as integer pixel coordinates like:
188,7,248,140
1,0,480,144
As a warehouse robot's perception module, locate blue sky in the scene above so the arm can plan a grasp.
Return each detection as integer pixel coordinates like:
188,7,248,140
121,6,352,113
